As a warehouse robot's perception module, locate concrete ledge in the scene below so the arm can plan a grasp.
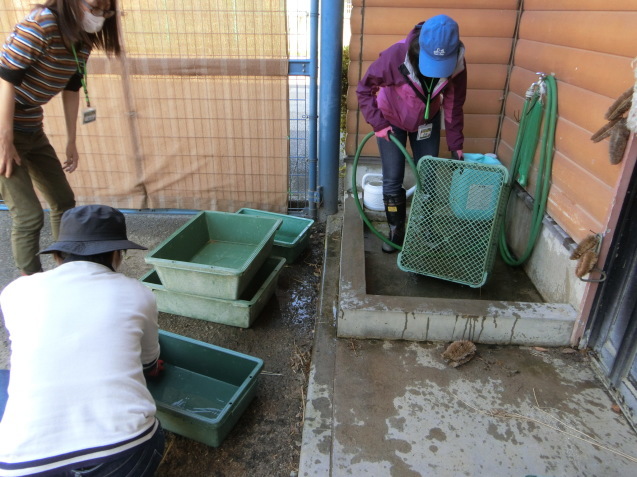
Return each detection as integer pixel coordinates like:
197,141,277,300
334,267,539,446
299,214,341,477
338,194,577,346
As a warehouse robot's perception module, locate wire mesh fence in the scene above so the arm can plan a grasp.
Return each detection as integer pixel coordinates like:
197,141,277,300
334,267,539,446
286,0,311,214
1,0,298,213
288,75,311,213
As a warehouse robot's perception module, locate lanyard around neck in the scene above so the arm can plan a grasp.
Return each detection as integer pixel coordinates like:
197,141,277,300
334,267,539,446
423,78,436,121
398,64,438,121
71,44,90,107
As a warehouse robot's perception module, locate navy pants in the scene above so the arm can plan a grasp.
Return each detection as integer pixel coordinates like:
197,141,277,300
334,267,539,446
377,114,441,196
66,425,165,477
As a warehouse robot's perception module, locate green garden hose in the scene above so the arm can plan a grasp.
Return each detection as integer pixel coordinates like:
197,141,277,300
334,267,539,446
351,132,420,251
499,74,558,266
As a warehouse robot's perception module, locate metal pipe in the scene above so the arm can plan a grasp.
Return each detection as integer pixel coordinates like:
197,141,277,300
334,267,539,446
307,0,319,219
318,0,344,215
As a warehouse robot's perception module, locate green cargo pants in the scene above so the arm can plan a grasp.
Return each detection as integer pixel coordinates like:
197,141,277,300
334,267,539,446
0,130,75,275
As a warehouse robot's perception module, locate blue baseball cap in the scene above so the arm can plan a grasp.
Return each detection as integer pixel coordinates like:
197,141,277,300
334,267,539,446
418,15,460,78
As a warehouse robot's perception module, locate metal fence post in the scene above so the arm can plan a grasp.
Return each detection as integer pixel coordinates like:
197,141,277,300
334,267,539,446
318,0,344,215
307,0,320,219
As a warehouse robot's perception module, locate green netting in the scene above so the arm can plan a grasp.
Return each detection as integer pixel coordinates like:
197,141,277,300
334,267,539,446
398,156,509,287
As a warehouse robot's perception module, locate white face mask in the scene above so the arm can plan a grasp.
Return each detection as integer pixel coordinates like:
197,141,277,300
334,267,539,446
82,12,106,33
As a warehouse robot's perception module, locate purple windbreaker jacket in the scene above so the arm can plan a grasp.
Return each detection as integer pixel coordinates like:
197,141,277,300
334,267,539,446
356,22,467,152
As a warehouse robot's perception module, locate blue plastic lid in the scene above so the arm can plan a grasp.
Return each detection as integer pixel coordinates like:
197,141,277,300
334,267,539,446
463,153,501,166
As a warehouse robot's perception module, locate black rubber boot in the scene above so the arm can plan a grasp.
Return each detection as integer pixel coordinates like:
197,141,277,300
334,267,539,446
381,189,407,254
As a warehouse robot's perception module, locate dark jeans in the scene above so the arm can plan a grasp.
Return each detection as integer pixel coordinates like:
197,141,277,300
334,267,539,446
65,423,165,477
377,114,441,196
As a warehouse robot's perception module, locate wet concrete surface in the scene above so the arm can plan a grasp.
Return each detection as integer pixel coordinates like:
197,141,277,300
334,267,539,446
364,219,544,302
299,212,637,477
328,339,637,476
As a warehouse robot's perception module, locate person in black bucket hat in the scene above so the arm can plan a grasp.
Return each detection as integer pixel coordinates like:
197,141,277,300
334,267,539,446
0,204,166,477
39,204,147,268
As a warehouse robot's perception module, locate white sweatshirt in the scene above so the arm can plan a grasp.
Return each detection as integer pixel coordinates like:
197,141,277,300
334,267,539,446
0,261,160,476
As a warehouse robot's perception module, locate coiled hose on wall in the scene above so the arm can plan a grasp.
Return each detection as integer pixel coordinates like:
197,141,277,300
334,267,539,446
498,74,558,266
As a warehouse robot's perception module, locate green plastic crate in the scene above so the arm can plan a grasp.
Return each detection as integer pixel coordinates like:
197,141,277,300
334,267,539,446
145,211,281,300
398,156,508,287
140,256,285,328
235,208,314,263
147,330,264,447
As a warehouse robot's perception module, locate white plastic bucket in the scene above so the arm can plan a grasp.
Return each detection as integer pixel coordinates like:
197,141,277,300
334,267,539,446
362,173,384,211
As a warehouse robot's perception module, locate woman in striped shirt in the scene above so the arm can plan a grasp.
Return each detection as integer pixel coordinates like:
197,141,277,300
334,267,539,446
0,0,120,276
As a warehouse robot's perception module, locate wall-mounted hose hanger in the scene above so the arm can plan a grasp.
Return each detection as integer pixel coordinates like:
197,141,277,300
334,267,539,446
590,86,633,165
498,73,557,267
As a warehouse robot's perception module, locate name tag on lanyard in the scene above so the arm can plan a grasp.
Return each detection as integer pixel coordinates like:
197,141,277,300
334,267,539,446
72,45,96,125
417,123,433,140
82,107,96,124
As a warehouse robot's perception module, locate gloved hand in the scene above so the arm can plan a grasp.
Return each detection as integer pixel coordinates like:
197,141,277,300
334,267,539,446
451,150,464,161
375,126,393,141
144,359,165,378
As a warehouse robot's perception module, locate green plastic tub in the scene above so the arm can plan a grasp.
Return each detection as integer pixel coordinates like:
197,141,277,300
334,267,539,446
141,256,285,328
147,330,264,447
145,211,282,300
235,208,313,263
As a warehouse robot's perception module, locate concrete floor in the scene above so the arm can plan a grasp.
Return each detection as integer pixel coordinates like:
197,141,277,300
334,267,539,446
299,208,637,476
362,210,544,302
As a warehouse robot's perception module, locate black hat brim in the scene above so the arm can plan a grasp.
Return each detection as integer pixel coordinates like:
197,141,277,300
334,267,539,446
39,239,147,256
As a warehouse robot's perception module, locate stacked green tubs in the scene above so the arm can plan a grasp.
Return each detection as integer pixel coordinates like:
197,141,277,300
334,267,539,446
145,210,282,300
236,208,313,263
147,330,263,447
141,256,286,328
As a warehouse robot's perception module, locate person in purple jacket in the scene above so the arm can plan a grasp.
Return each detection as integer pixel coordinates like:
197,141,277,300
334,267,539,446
357,15,467,253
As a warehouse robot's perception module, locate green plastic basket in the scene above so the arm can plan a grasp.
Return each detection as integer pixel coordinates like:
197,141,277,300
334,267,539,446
397,156,509,287
140,256,285,328
145,211,281,300
147,330,263,447
235,208,314,263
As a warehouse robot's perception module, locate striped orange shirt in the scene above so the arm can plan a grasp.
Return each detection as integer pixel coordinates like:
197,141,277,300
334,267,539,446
0,8,90,132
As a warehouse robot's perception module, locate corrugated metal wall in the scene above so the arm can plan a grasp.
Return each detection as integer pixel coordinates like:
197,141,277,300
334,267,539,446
498,0,636,244
346,0,519,158
346,0,637,246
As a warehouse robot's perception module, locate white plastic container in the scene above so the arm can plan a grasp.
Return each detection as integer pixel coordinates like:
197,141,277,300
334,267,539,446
362,173,384,211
